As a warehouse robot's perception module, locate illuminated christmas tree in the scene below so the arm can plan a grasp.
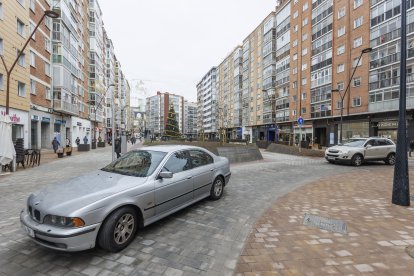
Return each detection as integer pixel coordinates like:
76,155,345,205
165,104,180,139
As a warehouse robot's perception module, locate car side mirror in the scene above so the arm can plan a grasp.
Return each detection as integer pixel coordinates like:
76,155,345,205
159,171,173,179
366,144,372,149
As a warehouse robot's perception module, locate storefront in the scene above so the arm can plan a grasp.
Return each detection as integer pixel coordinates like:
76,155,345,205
293,124,313,146
277,124,293,145
70,116,91,147
0,108,29,149
339,121,370,142
375,120,398,142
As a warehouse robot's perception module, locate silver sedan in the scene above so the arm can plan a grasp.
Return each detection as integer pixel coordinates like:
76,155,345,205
20,145,231,252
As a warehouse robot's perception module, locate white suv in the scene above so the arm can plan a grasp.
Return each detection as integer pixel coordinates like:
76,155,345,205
325,137,396,166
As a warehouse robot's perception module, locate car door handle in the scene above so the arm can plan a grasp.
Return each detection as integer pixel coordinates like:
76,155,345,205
187,176,193,179
210,169,215,171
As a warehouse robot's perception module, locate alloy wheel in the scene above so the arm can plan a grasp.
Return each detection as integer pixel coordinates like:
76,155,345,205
114,214,135,245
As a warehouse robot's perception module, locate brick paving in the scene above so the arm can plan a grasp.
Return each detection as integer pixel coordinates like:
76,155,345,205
235,164,414,276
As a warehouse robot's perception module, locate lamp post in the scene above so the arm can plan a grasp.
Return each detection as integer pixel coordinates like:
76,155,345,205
332,47,372,144
1,10,59,115
89,84,115,149
392,0,410,206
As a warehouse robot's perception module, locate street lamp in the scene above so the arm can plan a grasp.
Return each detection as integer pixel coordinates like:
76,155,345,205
1,10,59,115
392,0,410,206
332,47,372,144
89,84,115,149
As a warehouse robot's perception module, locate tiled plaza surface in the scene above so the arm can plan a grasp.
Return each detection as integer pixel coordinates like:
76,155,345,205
0,146,357,276
236,163,414,275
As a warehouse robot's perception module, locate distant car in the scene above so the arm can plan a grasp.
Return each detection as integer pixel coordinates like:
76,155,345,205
325,137,396,166
20,145,231,252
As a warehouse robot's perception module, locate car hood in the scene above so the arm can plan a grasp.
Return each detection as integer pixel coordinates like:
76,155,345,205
327,145,359,152
28,170,148,216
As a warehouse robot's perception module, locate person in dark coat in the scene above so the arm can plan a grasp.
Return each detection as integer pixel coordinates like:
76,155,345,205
52,137,60,153
115,138,121,158
75,137,80,146
410,138,414,157
83,135,88,144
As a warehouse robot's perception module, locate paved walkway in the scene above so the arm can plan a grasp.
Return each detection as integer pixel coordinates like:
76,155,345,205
235,164,414,275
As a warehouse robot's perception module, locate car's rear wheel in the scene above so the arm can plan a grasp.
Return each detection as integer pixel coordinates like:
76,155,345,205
385,153,396,165
351,154,363,167
98,207,138,252
210,176,224,200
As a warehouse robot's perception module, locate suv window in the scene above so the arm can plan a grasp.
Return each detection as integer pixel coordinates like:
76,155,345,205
163,151,191,174
189,150,213,168
365,139,378,147
377,139,389,146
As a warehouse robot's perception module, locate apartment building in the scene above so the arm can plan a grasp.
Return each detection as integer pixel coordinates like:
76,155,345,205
104,32,116,140
0,0,31,148
146,92,184,138
196,67,217,139
184,100,197,138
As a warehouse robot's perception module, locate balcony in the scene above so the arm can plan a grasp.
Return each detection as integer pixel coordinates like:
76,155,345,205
89,111,103,123
369,97,414,113
53,100,79,116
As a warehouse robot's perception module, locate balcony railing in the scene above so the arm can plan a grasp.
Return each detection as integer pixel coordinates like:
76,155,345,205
53,100,79,116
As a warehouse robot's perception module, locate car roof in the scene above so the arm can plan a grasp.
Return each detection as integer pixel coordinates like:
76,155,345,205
135,145,209,154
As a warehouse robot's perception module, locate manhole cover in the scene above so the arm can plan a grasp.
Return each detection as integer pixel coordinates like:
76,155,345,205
303,213,347,234
406,246,414,258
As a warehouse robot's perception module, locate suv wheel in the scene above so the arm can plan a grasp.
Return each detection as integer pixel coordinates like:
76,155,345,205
351,154,363,167
385,153,396,165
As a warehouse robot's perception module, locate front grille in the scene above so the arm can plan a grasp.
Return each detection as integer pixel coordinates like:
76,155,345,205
327,154,339,157
328,149,339,153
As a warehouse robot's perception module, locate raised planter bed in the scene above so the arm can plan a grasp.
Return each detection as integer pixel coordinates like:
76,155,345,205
97,141,106,147
78,144,90,151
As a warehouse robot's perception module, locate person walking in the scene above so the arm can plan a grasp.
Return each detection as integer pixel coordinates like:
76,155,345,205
115,138,121,159
83,135,88,144
410,138,414,157
75,137,80,146
51,137,60,153
66,138,71,147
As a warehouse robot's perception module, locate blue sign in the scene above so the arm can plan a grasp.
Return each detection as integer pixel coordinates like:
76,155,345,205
298,116,304,125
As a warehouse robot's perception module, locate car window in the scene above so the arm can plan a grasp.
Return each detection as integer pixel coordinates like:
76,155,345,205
189,150,213,168
365,140,377,147
102,150,167,177
343,139,366,147
377,139,389,146
163,151,191,174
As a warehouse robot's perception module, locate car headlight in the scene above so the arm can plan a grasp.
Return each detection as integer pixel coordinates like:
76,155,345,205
43,215,85,228
341,150,349,154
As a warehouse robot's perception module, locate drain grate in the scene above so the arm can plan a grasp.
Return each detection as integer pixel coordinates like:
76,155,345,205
303,213,347,234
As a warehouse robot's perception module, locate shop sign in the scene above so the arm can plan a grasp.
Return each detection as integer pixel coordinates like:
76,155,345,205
77,122,82,126
0,111,21,123
378,121,398,129
86,128,91,131
54,119,66,125
41,117,50,123
31,115,39,121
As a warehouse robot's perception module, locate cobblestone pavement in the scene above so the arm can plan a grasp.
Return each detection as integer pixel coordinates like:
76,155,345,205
0,146,367,276
236,162,414,275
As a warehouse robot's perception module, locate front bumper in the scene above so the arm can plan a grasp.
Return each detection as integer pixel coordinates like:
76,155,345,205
325,153,352,164
20,209,101,252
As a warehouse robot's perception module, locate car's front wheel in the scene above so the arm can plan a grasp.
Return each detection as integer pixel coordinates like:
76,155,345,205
351,154,363,167
385,153,396,165
98,207,138,252
210,176,224,200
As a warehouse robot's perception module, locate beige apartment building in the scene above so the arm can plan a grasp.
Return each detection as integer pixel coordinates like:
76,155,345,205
0,0,31,148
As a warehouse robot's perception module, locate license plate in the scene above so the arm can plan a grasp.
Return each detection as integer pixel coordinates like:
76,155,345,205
327,156,335,160
24,225,35,238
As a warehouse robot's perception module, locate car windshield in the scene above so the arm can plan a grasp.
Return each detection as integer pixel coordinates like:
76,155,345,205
342,139,367,147
101,150,167,177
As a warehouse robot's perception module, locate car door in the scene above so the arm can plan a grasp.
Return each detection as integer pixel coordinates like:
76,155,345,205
154,150,193,215
364,139,380,159
375,139,390,158
188,149,215,199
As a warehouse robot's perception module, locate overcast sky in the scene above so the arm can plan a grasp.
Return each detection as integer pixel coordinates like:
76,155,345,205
99,0,276,102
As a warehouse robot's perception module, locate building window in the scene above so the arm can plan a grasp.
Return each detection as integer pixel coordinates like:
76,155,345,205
337,64,345,73
338,7,345,19
302,48,308,56
337,82,344,91
293,25,298,32
17,50,25,67
353,77,362,87
292,81,297,88
30,22,36,40
45,87,51,100
354,16,363,29
293,39,298,47
17,0,25,7
0,2,3,20
302,92,307,100
336,101,343,109
293,10,298,19
337,26,346,37
353,37,363,48
293,53,298,60
0,38,3,55
292,67,298,74
301,78,307,85
352,97,361,107
29,0,35,11
354,0,363,9
302,17,308,26
302,63,307,71
337,45,345,55
45,38,51,52
45,16,51,29
0,73,3,90
18,81,26,97
30,79,36,95
45,62,51,76
303,2,308,11
353,57,362,67
301,107,306,114
292,109,297,116
292,95,297,102
302,33,308,41
30,51,35,67
17,19,25,37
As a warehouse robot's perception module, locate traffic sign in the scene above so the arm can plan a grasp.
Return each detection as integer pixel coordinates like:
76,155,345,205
297,116,304,125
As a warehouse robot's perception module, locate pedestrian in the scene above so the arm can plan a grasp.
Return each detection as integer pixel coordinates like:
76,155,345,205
410,138,414,157
115,138,121,158
83,135,88,144
66,137,71,147
51,137,60,153
75,137,80,146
